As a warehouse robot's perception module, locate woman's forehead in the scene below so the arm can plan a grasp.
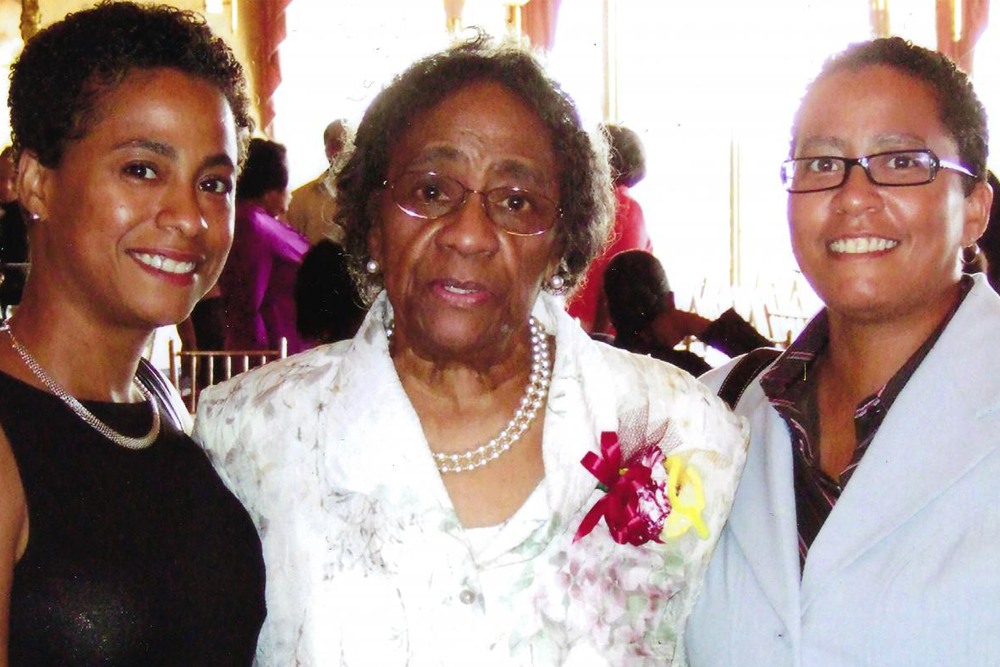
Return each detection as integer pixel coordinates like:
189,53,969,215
793,65,954,154
388,82,558,186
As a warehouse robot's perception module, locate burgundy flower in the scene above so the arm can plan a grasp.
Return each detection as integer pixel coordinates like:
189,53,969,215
574,431,673,546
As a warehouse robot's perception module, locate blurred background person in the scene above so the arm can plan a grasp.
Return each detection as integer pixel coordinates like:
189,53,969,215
219,137,309,354
0,147,15,201
0,146,27,317
289,120,366,346
968,170,1000,291
688,37,1000,666
0,4,264,665
286,119,350,245
566,123,652,334
294,239,366,345
605,249,769,375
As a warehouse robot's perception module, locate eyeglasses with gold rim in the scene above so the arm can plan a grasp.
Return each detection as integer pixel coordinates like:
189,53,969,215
382,171,561,237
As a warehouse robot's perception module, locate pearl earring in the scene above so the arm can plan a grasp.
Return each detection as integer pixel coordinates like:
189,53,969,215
547,273,565,293
365,259,380,274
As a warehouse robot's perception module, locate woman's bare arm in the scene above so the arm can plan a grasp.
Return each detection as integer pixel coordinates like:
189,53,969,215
0,423,28,667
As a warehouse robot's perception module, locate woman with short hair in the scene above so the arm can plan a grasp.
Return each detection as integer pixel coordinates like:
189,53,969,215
0,4,264,664
687,37,1000,667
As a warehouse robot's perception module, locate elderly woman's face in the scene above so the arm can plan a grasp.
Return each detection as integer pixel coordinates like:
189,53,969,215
22,67,237,328
370,81,561,362
789,65,990,324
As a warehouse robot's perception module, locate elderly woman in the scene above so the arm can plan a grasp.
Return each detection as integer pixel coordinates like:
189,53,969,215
687,38,1000,666
196,37,747,666
0,4,264,665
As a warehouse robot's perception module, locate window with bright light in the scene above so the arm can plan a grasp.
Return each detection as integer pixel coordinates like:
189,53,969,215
274,0,511,189
556,0,874,328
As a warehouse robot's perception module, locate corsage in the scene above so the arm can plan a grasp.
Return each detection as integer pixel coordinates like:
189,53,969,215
574,427,708,546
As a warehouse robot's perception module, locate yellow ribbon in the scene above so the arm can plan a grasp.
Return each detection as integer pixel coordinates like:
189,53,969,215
662,455,709,540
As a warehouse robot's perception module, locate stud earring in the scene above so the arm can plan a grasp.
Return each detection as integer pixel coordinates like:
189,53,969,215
546,273,566,294
28,212,40,222
365,259,380,274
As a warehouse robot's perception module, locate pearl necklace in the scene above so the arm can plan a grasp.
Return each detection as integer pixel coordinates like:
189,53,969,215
0,323,160,450
386,316,553,474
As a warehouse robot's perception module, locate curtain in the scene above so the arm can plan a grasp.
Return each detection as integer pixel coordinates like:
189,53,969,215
254,0,292,136
936,0,990,73
869,0,890,38
522,0,562,51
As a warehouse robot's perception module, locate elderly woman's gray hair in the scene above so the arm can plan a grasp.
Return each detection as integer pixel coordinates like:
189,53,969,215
335,34,615,304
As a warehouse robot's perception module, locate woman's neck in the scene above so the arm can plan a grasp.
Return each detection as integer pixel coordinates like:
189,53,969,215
822,282,962,402
3,295,150,402
392,332,533,409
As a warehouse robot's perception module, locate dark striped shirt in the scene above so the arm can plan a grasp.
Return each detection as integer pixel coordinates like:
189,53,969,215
759,278,971,571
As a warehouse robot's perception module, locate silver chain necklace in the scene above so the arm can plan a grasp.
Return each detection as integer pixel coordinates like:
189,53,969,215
1,322,160,450
387,316,553,474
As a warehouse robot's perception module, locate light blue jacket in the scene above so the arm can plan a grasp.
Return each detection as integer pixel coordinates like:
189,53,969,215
686,273,1000,667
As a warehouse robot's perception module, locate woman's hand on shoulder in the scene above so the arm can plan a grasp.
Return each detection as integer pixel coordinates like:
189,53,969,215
0,423,28,667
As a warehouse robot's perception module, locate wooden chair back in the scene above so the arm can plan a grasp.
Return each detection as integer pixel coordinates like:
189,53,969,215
167,338,288,413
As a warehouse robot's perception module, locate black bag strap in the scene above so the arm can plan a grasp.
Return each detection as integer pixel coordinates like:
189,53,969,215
717,347,781,409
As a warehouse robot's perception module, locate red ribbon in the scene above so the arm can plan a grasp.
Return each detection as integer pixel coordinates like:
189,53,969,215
580,431,622,488
574,432,667,546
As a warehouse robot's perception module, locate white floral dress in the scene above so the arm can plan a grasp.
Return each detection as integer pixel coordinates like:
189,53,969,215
194,292,749,667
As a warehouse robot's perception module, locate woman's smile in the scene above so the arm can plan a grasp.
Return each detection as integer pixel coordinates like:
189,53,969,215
826,236,900,256
128,248,203,285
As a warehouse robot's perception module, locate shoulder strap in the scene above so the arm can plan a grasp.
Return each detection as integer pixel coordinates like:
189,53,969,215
135,357,190,433
717,347,781,409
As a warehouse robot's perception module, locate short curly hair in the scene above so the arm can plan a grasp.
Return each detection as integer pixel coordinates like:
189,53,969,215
336,34,614,303
9,1,253,168
602,124,646,188
237,138,288,201
794,36,988,194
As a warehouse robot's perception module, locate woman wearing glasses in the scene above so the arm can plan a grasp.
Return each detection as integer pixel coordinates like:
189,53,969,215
687,38,1000,666
195,36,749,666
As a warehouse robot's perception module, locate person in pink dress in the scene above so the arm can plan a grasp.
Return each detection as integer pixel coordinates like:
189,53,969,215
219,138,309,354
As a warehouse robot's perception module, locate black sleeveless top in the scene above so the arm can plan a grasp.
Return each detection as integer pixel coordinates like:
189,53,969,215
0,365,265,666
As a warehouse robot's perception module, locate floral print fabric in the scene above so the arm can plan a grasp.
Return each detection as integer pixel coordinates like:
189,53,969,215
194,292,749,667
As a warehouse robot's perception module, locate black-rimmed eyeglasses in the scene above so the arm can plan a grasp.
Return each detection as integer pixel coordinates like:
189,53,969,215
382,171,560,237
780,149,976,193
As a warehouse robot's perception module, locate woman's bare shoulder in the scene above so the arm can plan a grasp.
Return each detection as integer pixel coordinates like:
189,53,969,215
0,420,28,666
0,422,28,557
